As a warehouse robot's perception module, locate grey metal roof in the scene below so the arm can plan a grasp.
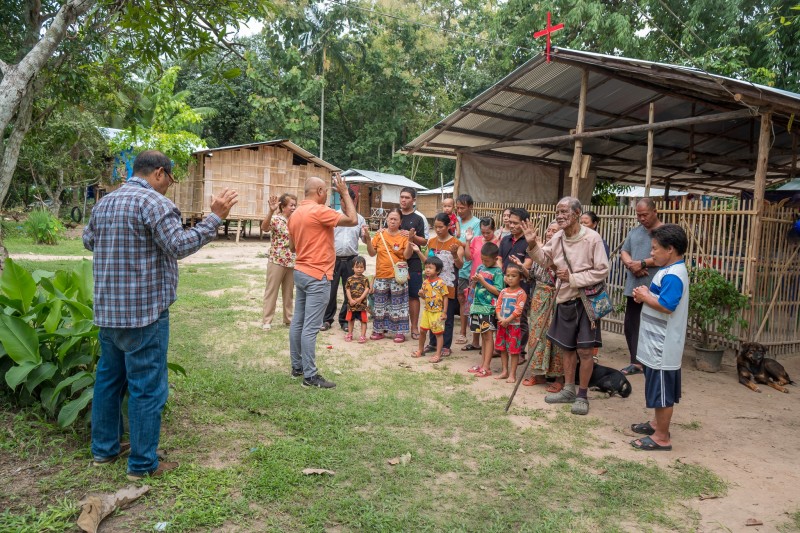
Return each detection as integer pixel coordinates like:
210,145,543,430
418,180,454,195
401,48,800,196
193,139,341,172
342,169,427,190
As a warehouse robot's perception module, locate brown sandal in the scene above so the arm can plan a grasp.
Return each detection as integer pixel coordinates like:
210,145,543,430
545,381,564,393
522,375,546,387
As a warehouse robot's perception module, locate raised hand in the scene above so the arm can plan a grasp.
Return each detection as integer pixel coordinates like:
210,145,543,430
333,172,348,195
268,195,279,212
465,227,474,241
211,188,239,219
449,243,460,256
509,255,523,267
361,225,369,239
520,219,541,246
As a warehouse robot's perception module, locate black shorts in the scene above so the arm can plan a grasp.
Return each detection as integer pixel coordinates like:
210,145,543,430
643,366,681,408
457,277,470,296
408,271,423,300
547,299,602,350
469,313,496,333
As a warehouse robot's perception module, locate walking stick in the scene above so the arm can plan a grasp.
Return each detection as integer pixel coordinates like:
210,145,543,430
505,279,561,412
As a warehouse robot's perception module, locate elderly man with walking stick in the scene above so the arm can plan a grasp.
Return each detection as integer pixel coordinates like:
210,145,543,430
523,197,609,415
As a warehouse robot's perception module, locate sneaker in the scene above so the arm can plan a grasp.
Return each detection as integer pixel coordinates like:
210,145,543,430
571,397,590,415
339,323,348,332
545,387,577,404
261,323,272,331
126,461,179,481
302,374,336,389
320,322,332,331
291,368,303,378
92,442,131,466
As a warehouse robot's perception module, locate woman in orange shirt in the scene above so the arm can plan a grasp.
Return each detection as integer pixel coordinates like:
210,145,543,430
366,208,414,342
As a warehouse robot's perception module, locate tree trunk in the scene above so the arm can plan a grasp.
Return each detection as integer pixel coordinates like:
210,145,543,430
0,0,96,136
0,81,35,206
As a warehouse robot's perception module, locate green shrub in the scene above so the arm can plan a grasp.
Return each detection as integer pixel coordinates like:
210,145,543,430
23,209,63,245
689,267,748,347
0,258,185,428
0,258,98,427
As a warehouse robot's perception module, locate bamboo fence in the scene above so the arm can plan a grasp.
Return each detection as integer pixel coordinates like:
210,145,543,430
472,199,800,357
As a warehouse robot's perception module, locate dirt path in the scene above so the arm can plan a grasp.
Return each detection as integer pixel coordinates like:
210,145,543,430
16,237,800,531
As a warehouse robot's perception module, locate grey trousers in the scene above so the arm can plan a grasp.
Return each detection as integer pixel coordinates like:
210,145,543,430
290,270,331,379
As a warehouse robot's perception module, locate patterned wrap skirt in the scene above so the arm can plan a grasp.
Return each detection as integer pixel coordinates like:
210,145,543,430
527,282,564,377
372,277,410,335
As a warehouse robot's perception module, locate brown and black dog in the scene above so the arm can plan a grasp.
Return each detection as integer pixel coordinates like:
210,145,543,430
737,342,795,393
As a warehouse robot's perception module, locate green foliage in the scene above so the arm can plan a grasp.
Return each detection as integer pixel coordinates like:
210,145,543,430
23,210,64,245
0,259,98,427
109,67,211,179
689,267,749,347
591,181,631,206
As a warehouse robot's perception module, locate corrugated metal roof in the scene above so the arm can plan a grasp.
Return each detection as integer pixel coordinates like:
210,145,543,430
193,139,341,172
342,169,427,190
401,48,800,196
418,180,454,195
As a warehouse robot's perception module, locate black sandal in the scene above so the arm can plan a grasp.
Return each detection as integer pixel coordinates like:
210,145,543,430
461,343,480,351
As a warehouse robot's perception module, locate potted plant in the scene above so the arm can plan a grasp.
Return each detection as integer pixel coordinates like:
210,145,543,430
688,267,749,372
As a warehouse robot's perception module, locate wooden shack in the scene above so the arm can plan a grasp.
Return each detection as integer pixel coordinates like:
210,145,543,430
168,140,340,235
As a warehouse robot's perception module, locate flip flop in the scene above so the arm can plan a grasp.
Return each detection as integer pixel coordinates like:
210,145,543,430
455,335,467,344
631,436,672,451
545,381,563,393
621,364,643,375
631,421,656,435
411,332,420,340
461,343,480,351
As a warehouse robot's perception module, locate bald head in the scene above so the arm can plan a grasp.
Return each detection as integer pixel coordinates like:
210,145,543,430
304,176,328,205
305,176,325,195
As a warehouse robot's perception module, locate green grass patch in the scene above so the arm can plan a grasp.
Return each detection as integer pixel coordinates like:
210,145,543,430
0,260,728,532
3,235,91,256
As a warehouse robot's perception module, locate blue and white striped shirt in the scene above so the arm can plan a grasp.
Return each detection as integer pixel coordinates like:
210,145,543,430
83,177,222,328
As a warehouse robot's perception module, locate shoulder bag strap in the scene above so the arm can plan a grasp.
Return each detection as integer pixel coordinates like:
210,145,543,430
379,230,397,266
559,234,573,274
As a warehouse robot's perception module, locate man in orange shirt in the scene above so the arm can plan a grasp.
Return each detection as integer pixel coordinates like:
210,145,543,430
288,174,358,388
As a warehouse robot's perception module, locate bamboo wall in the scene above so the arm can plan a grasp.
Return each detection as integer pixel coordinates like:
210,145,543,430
167,145,334,221
473,199,800,356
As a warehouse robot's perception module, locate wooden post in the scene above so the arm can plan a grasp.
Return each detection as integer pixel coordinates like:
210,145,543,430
644,103,655,196
569,69,589,197
453,153,463,199
745,112,772,340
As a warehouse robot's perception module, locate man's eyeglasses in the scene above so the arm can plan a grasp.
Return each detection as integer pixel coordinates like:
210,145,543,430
162,167,175,185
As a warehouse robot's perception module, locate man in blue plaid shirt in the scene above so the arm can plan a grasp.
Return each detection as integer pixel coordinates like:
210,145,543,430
84,150,238,480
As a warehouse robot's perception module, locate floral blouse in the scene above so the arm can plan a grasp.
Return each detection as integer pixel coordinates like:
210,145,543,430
268,214,295,268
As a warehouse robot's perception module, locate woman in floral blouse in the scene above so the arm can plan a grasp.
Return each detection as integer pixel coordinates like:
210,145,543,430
261,193,297,330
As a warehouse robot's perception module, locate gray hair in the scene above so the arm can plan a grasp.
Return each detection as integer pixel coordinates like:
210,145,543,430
636,197,657,211
557,196,582,215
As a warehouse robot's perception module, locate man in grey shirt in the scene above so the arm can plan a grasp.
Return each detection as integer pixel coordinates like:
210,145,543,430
323,187,368,331
619,198,663,374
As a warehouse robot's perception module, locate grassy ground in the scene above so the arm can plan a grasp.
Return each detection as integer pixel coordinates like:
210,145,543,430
0,259,733,532
3,235,90,256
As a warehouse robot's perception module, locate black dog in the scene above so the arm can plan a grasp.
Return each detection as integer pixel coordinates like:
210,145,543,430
737,341,795,393
575,361,632,398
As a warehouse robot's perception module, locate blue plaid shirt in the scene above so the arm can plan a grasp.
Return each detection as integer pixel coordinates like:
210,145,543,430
83,177,222,328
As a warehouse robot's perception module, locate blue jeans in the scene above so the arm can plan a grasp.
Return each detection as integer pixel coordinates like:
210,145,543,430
91,310,170,475
290,271,330,379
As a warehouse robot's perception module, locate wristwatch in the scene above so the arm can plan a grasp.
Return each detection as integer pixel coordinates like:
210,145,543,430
641,259,647,269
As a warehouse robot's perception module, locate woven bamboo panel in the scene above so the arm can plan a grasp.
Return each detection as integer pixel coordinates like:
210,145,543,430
170,145,333,221
472,199,800,356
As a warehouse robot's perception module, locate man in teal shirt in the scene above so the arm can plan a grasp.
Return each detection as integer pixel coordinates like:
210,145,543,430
456,194,482,345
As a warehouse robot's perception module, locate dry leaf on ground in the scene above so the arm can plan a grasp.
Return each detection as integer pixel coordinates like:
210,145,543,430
77,485,150,533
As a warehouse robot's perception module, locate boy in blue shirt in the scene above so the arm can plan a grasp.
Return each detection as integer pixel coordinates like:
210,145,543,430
629,224,689,452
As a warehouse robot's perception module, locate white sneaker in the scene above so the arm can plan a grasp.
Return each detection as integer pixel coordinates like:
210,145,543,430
262,323,272,331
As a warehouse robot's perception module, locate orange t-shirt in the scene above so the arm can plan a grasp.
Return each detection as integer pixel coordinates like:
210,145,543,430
371,230,409,279
288,199,342,280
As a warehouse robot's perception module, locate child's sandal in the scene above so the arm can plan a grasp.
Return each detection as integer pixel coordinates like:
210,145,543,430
358,336,367,344
344,333,353,342
475,367,492,378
